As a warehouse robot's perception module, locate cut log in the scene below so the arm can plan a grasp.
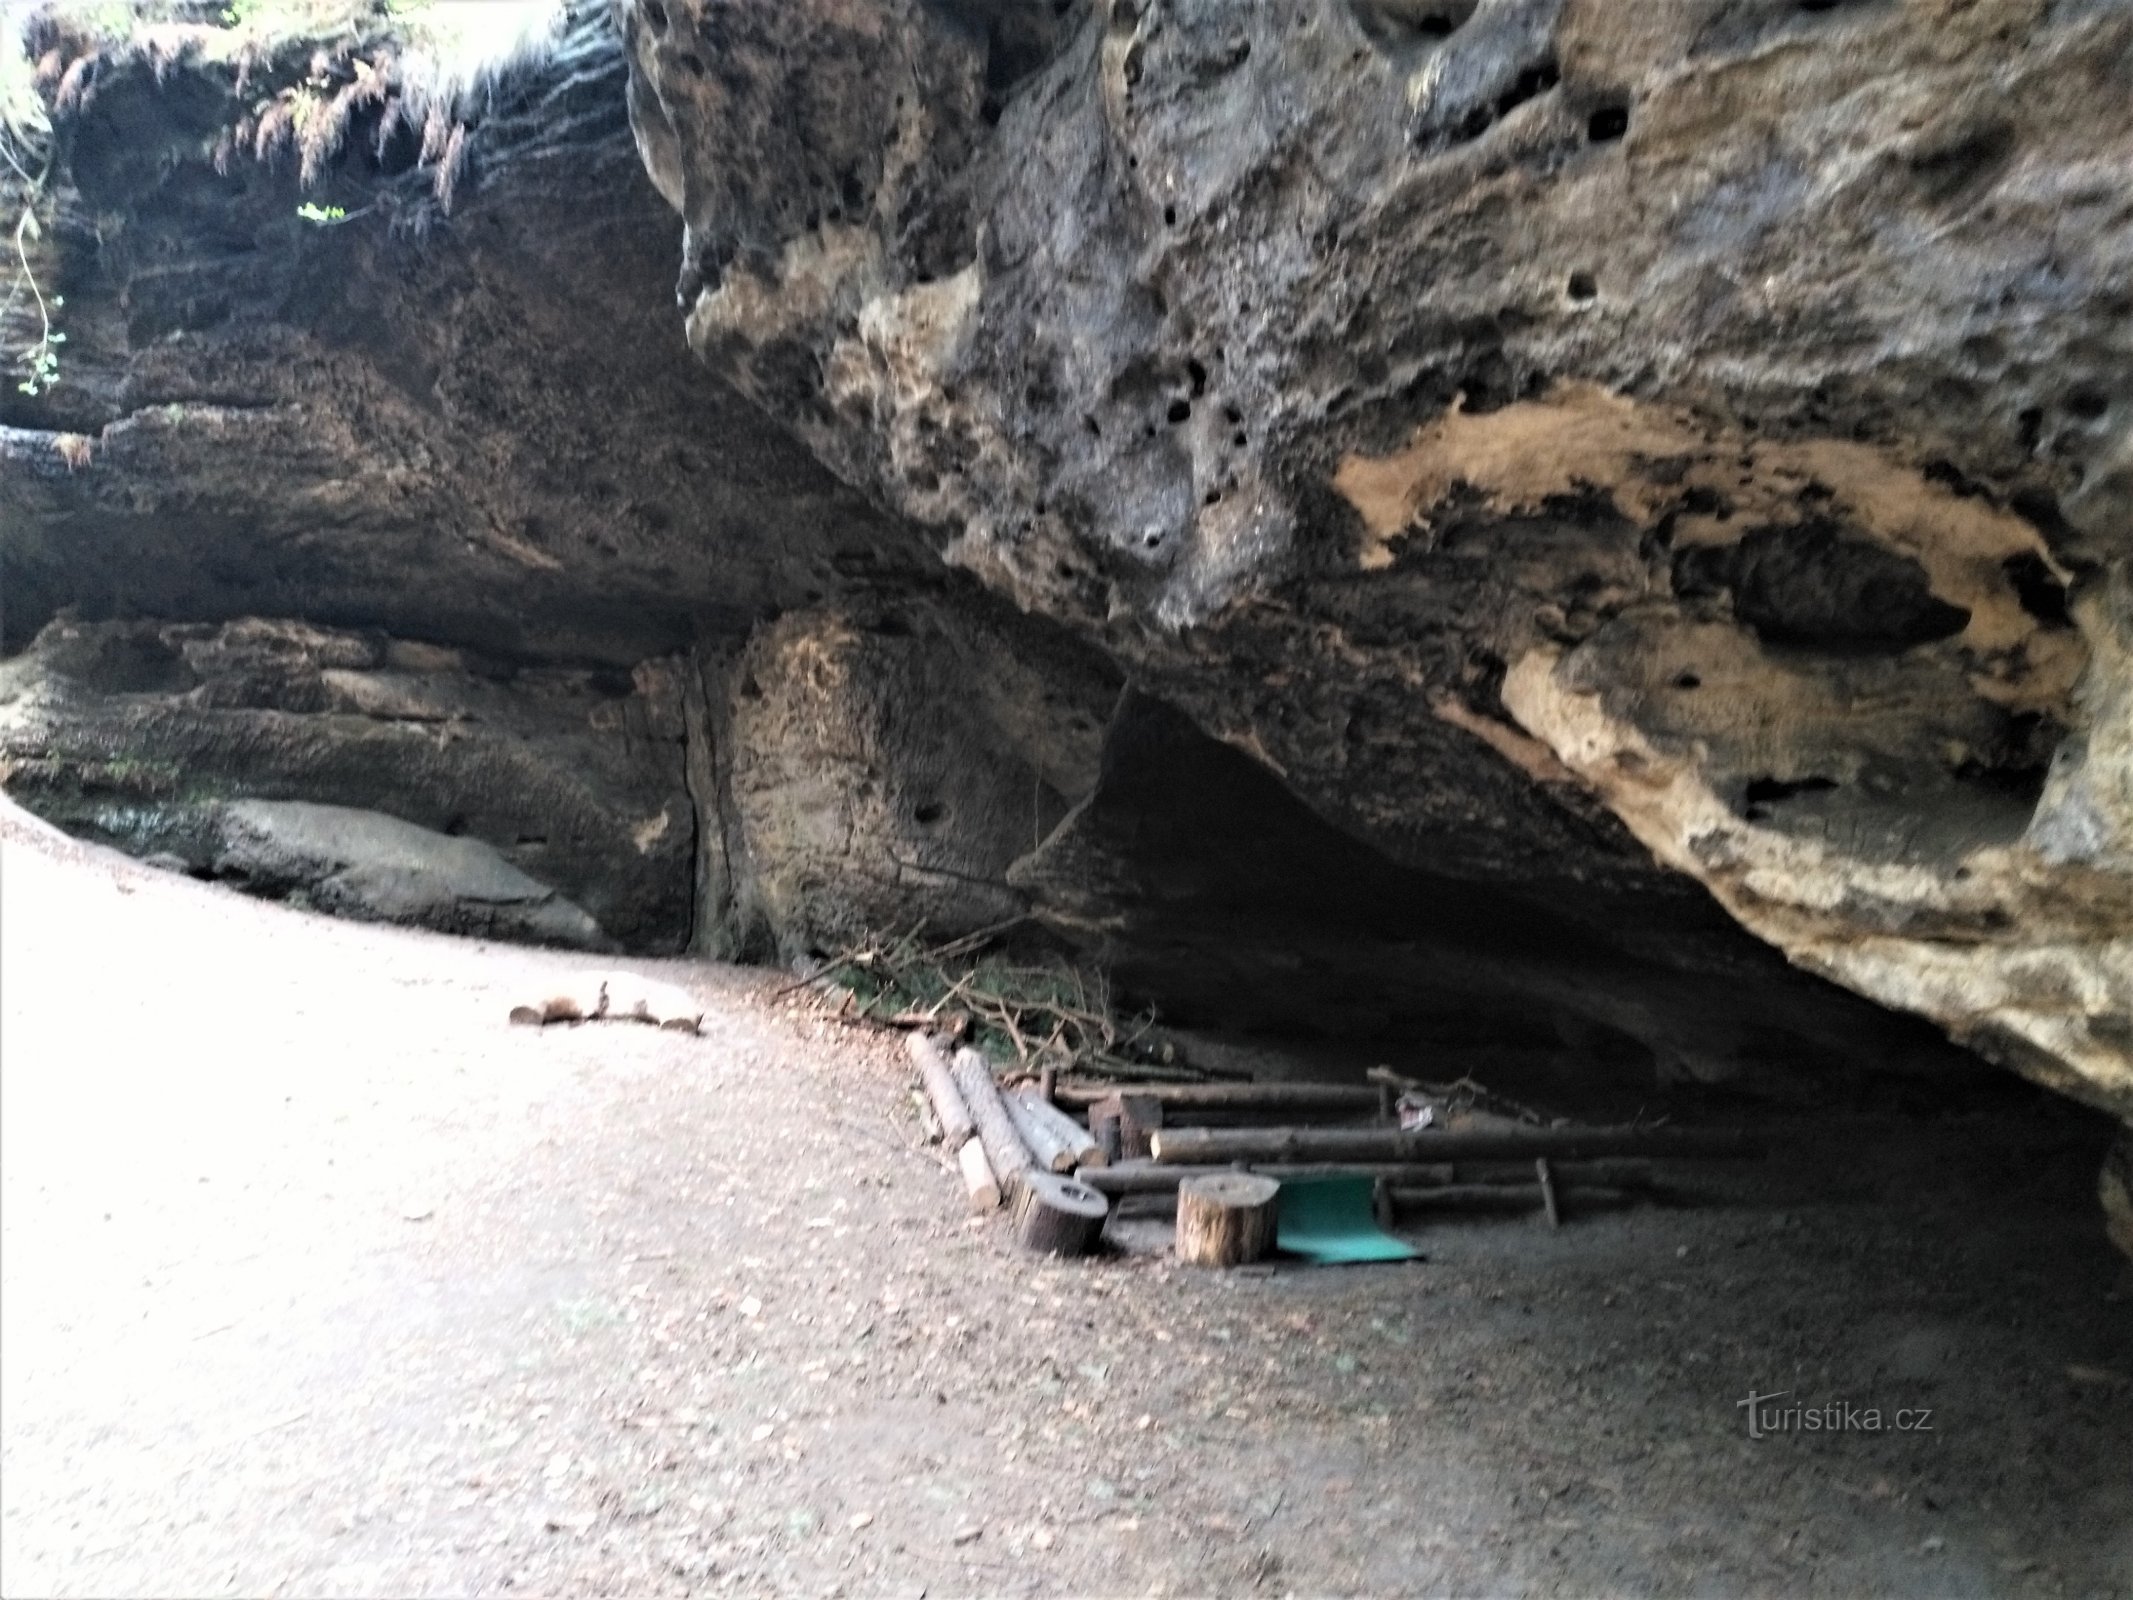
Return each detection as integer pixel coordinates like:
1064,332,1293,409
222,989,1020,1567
1012,1171,1110,1256
1149,1125,1764,1165
1055,1081,1382,1114
908,1033,976,1148
1004,1090,1078,1174
1089,1093,1163,1161
1175,1172,1281,1266
951,1047,1035,1196
1013,1089,1103,1169
958,1136,1001,1212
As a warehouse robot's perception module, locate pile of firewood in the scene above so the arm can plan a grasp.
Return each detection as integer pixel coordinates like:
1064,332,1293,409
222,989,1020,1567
909,1036,1766,1264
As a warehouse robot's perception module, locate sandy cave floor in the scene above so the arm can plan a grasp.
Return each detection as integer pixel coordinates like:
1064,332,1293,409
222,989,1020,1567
1,800,2130,1598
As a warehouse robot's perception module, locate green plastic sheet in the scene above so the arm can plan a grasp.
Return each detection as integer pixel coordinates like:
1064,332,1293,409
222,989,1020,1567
1275,1174,1423,1265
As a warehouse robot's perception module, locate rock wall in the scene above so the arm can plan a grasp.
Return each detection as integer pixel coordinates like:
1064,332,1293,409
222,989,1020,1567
0,616,692,948
0,2,2124,1138
612,0,2133,1120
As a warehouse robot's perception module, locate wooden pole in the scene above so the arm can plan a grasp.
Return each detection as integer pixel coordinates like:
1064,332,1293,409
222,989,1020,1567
1176,1173,1280,1266
908,1033,975,1147
1054,1081,1382,1114
1079,1160,1446,1195
958,1136,1001,1211
1012,1171,1109,1256
1077,1158,1666,1195
1149,1125,1764,1165
951,1047,1035,1196
1536,1157,1561,1228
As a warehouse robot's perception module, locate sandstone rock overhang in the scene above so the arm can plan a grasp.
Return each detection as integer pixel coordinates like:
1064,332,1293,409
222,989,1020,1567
610,0,2133,1120
0,1,2126,1146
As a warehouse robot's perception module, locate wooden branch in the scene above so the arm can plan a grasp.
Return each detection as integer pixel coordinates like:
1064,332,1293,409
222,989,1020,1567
1149,1124,1765,1165
958,1136,1001,1212
1012,1171,1109,1256
1175,1173,1280,1267
950,1047,1035,1196
908,1032,975,1147
509,971,703,1033
1053,1081,1383,1114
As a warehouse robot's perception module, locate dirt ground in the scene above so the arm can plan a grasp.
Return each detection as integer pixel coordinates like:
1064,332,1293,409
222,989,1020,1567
2,799,2129,1599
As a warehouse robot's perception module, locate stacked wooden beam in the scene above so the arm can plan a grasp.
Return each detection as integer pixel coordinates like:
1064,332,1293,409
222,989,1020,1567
908,1040,1765,1263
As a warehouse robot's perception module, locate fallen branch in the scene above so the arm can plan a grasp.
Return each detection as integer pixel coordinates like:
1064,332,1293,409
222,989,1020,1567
508,971,703,1033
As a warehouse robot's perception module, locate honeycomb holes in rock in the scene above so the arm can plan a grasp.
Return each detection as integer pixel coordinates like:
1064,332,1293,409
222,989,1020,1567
1496,59,1560,120
1345,0,1478,52
1587,104,1630,143
2001,553,2072,627
1741,774,1839,822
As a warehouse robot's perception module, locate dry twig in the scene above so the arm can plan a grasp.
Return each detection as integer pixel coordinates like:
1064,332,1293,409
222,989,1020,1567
791,926,1238,1082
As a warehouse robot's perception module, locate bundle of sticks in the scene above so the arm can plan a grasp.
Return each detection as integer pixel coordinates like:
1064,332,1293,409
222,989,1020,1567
908,1035,1766,1263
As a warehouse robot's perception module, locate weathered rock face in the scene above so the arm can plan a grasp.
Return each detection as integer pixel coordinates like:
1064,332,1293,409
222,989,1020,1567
0,6,927,667
0,3,2124,1133
613,0,2133,1118
710,599,1121,956
0,616,691,948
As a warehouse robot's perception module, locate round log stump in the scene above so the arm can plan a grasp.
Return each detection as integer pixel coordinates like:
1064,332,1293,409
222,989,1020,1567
1176,1172,1281,1267
1012,1171,1111,1257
